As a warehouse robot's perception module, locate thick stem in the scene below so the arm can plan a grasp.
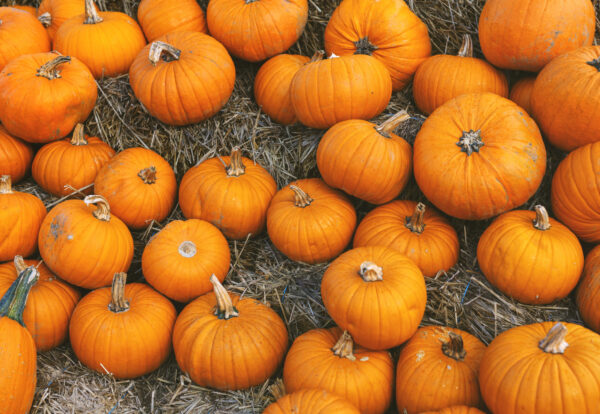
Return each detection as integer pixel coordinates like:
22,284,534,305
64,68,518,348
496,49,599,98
84,195,111,221
354,36,378,55
210,274,239,320
458,34,473,57
359,261,383,282
533,205,551,231
441,332,467,361
375,110,410,138
405,202,426,234
36,55,71,80
108,272,130,313
269,379,286,400
0,175,12,194
148,41,181,66
84,0,103,24
13,256,26,274
70,124,88,146
289,185,313,208
178,241,197,258
332,330,356,361
456,130,484,155
539,323,569,354
38,12,51,27
587,58,600,71
310,51,325,63
138,166,157,184
226,147,246,177
0,258,39,326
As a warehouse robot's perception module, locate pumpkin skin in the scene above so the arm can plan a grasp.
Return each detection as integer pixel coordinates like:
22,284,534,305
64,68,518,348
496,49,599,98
321,246,426,350
0,126,33,183
129,31,235,126
142,219,231,303
38,0,85,41
0,52,97,143
479,322,600,414
354,201,459,278
413,93,546,220
12,5,36,15
38,195,134,289
137,0,207,42
267,178,357,264
478,0,595,72
207,0,308,63
531,46,600,151
264,389,360,414
94,147,177,230
509,76,535,116
0,7,50,72
324,0,430,91
420,407,486,414
576,246,600,333
283,327,394,414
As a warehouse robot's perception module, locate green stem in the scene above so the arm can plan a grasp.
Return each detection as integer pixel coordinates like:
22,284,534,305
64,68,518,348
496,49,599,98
0,257,39,326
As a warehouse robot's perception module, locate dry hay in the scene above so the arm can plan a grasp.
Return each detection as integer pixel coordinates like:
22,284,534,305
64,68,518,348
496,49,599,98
6,0,599,412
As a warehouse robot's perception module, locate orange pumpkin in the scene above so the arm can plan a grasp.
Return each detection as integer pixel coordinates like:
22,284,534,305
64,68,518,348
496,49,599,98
267,178,356,264
129,32,235,126
413,92,546,220
576,246,600,333
173,275,289,390
0,52,97,143
420,407,486,414
137,0,207,42
94,147,177,230
11,5,36,15
37,0,84,41
509,76,535,115
264,382,360,414
316,111,412,204
0,7,50,72
324,0,431,91
0,125,33,183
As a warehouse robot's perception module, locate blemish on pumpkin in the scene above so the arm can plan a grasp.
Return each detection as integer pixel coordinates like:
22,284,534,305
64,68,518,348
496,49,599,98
415,350,425,362
360,356,369,362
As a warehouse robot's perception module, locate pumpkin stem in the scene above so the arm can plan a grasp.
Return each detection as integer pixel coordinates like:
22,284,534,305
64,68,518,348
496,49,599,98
587,58,600,71
38,12,51,27
84,0,103,24
354,36,378,56
458,34,473,58
405,202,426,234
138,166,157,184
70,123,88,146
456,130,484,155
441,332,467,361
178,241,197,258
269,379,287,400
226,147,246,177
210,274,239,320
84,194,111,221
332,330,356,361
359,261,383,282
108,272,130,313
13,256,27,274
148,41,181,66
290,185,313,208
36,55,71,80
310,51,325,62
533,205,551,231
375,110,410,138
539,322,569,354
0,175,13,194
0,257,39,326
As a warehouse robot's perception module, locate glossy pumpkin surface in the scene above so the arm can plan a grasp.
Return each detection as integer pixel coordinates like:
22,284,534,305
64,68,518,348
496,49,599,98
0,7,50,72
38,0,85,41
0,126,33,183
137,0,207,42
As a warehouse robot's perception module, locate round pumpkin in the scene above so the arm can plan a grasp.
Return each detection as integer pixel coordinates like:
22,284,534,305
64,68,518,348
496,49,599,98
173,275,289,390
324,0,431,91
0,7,50,72
509,76,535,116
413,92,546,220
479,322,600,413
137,0,207,42
420,407,486,414
12,5,36,15
0,52,97,143
576,245,600,333
38,195,133,289
94,147,177,230
206,0,308,62
37,0,84,41
129,31,235,126
283,327,394,414
0,125,33,183
321,246,426,350
267,178,356,264
70,272,176,379
478,0,595,72
264,384,360,414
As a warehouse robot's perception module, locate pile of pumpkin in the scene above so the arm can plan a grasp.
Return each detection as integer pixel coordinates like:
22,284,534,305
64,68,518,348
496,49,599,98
1,0,600,412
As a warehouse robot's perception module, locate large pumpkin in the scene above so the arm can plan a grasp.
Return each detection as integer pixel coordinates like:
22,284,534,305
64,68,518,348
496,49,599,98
576,245,600,333
11,5,36,15
0,7,50,72
264,382,360,414
509,76,536,116
413,92,546,220
478,0,595,72
0,126,33,183
137,0,207,42
324,0,430,91
37,0,84,41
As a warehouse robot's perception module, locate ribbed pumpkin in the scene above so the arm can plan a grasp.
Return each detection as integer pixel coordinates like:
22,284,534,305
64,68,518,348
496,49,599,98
263,381,360,414
0,126,33,183
94,147,177,230
0,175,46,262
531,46,600,151
70,272,176,379
420,407,486,414
38,195,133,289
137,0,207,42
179,147,276,240
142,219,231,303
129,32,235,126
577,246,600,333
478,0,595,72
206,0,308,62
321,246,426,350
0,257,80,351
414,92,546,220
54,0,146,79
395,326,486,413
290,53,392,129
316,111,412,204
37,0,84,41
413,35,508,115
283,328,394,414
0,52,96,143
324,0,431,91
173,275,289,390
267,178,356,264
479,322,600,413
509,76,535,116
0,7,50,72
354,201,459,278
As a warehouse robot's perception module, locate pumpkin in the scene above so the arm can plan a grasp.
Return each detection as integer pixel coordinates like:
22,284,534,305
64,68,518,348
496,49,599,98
316,111,412,204
283,327,394,414
395,326,486,413
254,53,310,125
142,219,231,303
0,7,50,72
0,52,97,143
290,53,392,129
173,275,288,390
0,258,38,414
0,126,33,183
263,380,360,414
420,407,486,414
321,246,426,350
70,272,176,379
38,195,133,289
576,246,600,333
509,76,535,116
138,0,206,42
413,92,546,220
0,257,80,351
531,46,600,151
266,178,356,264
478,0,595,72
0,175,47,262
11,5,36,15
179,147,276,239
324,0,431,91
354,201,459,278
54,0,146,79
94,147,177,230
37,0,84,41
32,123,115,197
479,322,600,413
206,0,308,62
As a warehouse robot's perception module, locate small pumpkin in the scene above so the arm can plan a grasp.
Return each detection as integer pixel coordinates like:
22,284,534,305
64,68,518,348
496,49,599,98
509,76,535,115
137,0,207,42
37,0,85,41
267,178,356,264
173,275,289,390
94,147,177,230
0,7,50,72
576,245,600,333
263,380,360,414
420,407,486,414
0,126,33,183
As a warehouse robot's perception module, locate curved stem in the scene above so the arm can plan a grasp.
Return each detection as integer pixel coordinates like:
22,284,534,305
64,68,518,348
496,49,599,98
148,41,181,66
138,166,157,184
441,332,467,361
0,258,39,326
0,175,13,194
354,37,378,56
178,241,197,258
458,34,473,57
226,147,246,177
405,202,426,234
70,124,88,146
456,130,484,155
84,0,103,24
587,58,600,71
269,379,286,400
108,272,130,313
38,12,51,27
36,55,71,80
374,110,410,138
332,330,356,361
210,274,239,320
533,205,551,231
359,261,383,282
289,185,313,208
539,323,569,354
310,51,325,63
84,195,111,221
